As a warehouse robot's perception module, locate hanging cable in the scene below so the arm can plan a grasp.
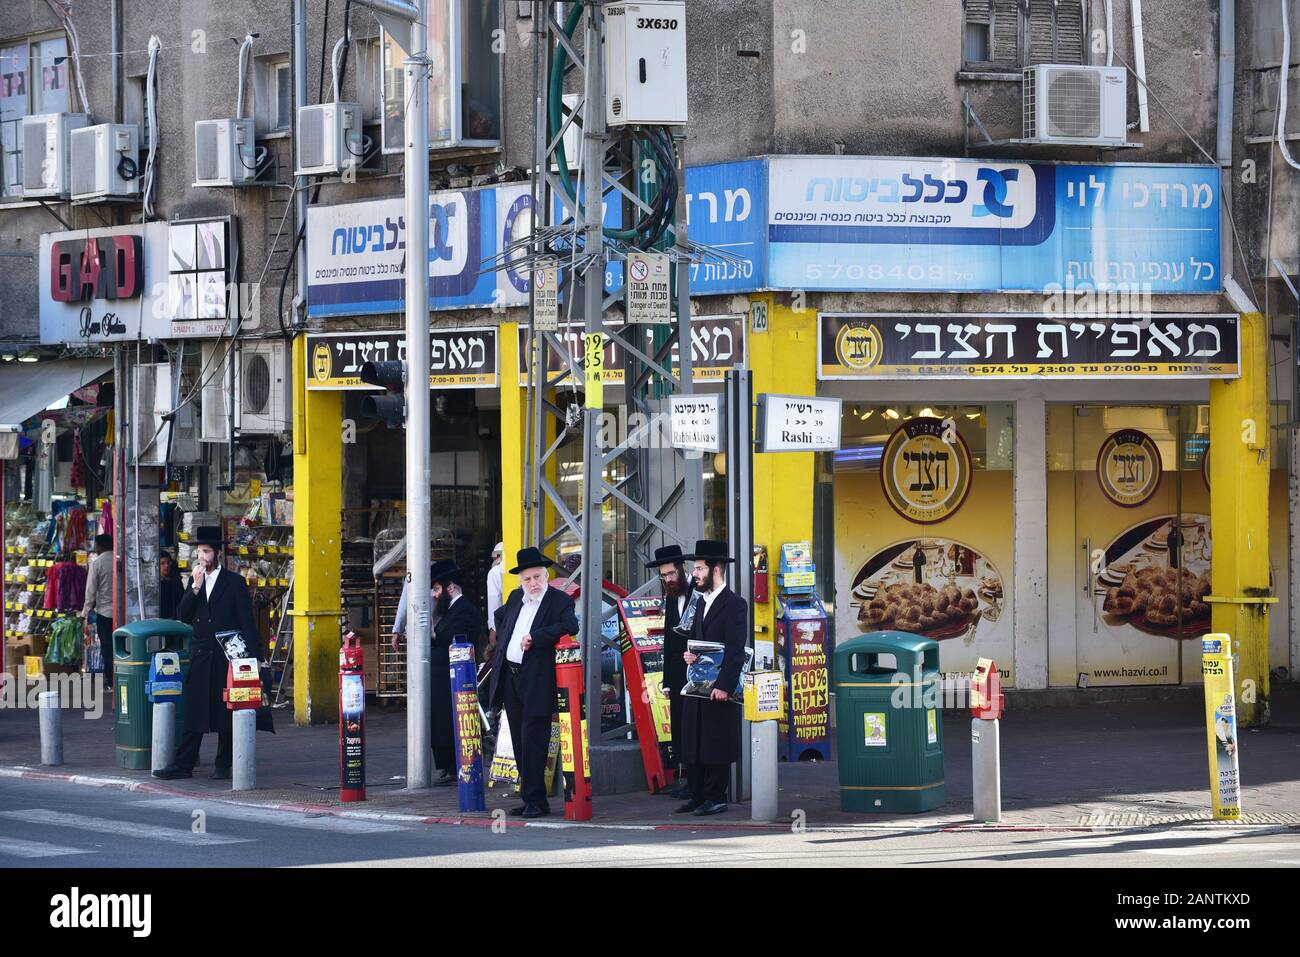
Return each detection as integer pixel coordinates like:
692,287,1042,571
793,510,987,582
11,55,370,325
43,0,90,115
235,33,255,119
142,36,162,220
1104,0,1115,67
1278,0,1300,170
331,33,350,104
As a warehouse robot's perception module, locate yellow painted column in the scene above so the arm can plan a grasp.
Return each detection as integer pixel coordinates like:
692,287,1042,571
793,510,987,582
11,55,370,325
499,321,527,596
746,294,818,642
1209,310,1272,727
291,333,343,725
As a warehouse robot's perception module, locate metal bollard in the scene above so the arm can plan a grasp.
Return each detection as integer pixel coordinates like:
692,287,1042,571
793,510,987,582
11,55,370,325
232,708,256,791
750,719,779,822
39,691,63,766
971,717,1001,823
151,701,176,773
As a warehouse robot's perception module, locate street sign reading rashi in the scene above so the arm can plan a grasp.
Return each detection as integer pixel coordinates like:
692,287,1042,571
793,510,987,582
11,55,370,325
670,394,722,452
626,251,671,323
756,394,842,453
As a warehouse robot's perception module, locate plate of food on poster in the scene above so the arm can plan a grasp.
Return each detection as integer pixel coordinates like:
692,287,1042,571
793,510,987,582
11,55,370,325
850,539,1004,643
1097,514,1213,639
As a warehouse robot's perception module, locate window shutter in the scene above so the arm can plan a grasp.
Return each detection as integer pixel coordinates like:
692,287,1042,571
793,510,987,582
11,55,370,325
991,0,1022,66
1028,0,1085,66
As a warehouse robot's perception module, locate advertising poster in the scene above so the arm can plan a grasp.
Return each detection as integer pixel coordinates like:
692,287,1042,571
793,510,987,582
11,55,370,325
779,615,830,756
1201,635,1241,820
340,673,365,792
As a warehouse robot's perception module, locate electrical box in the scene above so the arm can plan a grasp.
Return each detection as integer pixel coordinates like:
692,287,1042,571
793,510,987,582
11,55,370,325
604,1,688,127
20,112,90,198
69,123,141,202
194,118,259,187
296,102,364,177
1022,64,1127,146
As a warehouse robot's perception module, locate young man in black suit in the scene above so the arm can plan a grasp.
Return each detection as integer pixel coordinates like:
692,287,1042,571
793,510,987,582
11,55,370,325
430,560,482,786
647,543,693,798
677,539,749,816
155,527,260,780
488,547,580,819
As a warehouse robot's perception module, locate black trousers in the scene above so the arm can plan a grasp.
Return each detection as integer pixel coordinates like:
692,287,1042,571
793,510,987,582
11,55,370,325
174,725,232,772
501,664,551,807
430,646,455,772
687,762,730,804
95,614,114,685
668,689,683,769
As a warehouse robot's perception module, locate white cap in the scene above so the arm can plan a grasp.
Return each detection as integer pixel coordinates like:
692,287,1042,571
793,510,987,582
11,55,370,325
492,542,504,556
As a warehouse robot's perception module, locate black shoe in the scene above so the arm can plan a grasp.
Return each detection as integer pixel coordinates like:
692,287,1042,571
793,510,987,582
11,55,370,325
694,800,729,816
152,767,193,780
434,770,456,787
669,782,691,799
676,798,705,814
521,803,550,819
509,805,528,816
212,767,231,780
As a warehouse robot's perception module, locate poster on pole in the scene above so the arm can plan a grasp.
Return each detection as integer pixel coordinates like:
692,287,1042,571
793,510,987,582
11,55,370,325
533,257,559,332
626,251,671,323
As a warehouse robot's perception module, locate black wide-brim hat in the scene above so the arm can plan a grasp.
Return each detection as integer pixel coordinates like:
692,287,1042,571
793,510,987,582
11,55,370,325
429,559,463,583
684,539,734,563
193,525,225,548
508,546,555,575
644,544,687,568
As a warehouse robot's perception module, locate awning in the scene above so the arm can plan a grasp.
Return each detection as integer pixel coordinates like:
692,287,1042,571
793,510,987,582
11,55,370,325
0,358,113,433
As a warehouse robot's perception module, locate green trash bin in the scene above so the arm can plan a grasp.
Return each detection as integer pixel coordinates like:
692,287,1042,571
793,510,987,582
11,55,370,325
834,631,945,813
113,620,192,770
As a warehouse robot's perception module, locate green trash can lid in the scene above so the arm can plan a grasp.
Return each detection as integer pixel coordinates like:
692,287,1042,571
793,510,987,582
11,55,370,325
112,619,195,640
836,630,939,656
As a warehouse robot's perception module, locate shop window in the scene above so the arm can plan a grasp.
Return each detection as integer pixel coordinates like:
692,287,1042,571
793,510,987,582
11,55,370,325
835,404,1014,474
962,0,1086,74
381,0,502,153
0,34,70,198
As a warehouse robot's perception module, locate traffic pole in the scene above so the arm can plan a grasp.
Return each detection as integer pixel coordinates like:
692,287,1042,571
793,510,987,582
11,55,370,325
970,659,1004,823
146,650,183,773
449,640,485,812
223,658,262,791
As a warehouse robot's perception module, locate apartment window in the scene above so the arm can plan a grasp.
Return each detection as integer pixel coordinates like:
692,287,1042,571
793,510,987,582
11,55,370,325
253,55,293,134
963,0,1086,73
354,36,384,124
1,34,70,197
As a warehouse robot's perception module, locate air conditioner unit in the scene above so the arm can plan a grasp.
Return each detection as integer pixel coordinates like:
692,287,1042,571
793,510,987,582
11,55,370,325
69,123,141,201
296,102,363,176
1023,65,1127,146
20,112,89,198
199,342,233,443
237,340,290,434
134,362,204,465
194,118,258,187
604,1,688,127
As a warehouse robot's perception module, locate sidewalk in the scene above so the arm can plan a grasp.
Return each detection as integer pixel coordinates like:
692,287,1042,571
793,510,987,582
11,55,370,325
2,683,1298,831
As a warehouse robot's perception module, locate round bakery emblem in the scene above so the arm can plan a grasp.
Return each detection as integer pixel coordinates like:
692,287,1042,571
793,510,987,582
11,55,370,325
835,322,883,372
312,343,333,383
880,417,973,524
1097,428,1163,507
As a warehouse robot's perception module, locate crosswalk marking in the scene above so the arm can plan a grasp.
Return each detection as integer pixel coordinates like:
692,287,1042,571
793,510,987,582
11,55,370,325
1141,842,1300,857
134,798,408,834
0,809,252,846
0,836,93,859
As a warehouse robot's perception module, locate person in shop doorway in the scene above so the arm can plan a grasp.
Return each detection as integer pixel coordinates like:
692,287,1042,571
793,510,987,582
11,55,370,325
391,571,437,651
154,526,259,781
159,550,183,620
429,560,482,786
648,543,693,799
489,547,579,819
677,539,748,817
81,534,114,693
485,541,504,660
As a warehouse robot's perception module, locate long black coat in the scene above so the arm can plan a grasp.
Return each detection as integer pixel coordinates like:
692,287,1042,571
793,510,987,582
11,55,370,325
431,594,483,751
176,568,259,735
679,587,748,766
660,587,694,694
489,584,580,718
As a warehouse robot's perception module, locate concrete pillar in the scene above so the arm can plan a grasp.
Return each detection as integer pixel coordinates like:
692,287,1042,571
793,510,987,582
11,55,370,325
151,701,176,772
232,708,256,790
1289,417,1300,679
291,334,343,725
39,691,62,766
1013,398,1049,689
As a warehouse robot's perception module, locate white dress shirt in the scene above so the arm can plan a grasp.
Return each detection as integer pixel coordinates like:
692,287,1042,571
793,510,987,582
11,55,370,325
699,581,726,622
506,590,544,664
204,564,221,601
486,562,504,630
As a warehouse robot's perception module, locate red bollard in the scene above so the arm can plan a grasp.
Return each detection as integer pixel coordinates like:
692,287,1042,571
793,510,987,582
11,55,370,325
339,632,366,802
555,638,591,821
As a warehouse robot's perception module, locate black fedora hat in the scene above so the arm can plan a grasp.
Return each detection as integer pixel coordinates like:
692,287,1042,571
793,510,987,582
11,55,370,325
192,525,225,549
644,544,687,569
684,539,734,563
508,546,555,575
429,559,463,583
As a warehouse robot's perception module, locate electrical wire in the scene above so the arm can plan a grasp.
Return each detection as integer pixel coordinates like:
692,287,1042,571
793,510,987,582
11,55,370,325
43,0,90,115
1278,0,1300,171
236,33,255,120
142,36,161,220
332,33,350,104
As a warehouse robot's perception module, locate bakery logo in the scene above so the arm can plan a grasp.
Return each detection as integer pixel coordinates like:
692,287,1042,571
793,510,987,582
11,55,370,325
834,322,882,371
1097,428,1162,507
880,417,972,524
312,343,333,383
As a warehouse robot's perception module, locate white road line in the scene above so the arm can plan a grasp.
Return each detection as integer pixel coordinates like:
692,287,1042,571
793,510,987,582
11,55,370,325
0,836,93,859
0,809,251,846
133,798,408,834
1141,842,1300,857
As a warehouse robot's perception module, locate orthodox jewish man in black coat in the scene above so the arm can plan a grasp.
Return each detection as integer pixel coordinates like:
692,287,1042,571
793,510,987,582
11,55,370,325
489,547,580,819
677,539,749,816
647,543,694,798
430,559,482,785
155,526,261,780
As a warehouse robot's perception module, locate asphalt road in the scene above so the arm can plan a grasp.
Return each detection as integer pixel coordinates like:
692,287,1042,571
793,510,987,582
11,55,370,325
1,777,1298,868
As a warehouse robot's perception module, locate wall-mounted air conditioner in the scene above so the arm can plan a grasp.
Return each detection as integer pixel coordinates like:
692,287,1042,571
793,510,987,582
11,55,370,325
1023,65,1127,146
69,123,141,201
134,362,203,465
21,113,89,198
194,118,259,187
296,102,363,176
237,340,290,434
199,341,233,443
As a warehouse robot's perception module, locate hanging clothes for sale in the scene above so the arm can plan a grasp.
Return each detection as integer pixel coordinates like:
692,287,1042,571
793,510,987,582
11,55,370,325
100,498,114,538
45,616,83,667
44,561,88,612
69,431,87,489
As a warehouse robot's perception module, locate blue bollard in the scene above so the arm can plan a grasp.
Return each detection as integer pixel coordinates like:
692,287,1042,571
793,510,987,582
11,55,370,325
449,640,486,812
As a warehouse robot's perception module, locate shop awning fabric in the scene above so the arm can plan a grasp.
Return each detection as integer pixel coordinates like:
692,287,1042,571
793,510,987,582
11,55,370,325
0,358,113,434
